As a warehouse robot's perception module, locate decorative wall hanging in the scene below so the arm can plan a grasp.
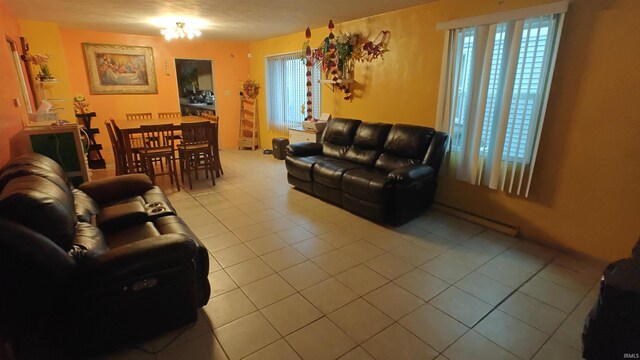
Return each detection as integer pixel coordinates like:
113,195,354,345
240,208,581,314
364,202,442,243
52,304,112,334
82,43,158,94
302,19,390,110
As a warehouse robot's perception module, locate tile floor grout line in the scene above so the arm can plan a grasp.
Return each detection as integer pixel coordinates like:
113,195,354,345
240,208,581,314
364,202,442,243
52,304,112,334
528,276,601,359
150,151,603,360
435,253,560,360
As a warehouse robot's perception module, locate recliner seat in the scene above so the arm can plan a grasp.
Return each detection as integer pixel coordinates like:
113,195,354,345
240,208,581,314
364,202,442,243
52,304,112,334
0,153,210,359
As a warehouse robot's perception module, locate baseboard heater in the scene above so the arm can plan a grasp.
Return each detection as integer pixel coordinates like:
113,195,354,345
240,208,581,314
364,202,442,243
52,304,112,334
432,201,519,237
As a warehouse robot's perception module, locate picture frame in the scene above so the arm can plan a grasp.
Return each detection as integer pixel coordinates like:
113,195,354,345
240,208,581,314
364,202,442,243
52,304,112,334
82,43,158,94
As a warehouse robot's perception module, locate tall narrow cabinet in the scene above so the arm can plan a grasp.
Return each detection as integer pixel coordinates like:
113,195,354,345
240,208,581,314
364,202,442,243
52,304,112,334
238,97,259,150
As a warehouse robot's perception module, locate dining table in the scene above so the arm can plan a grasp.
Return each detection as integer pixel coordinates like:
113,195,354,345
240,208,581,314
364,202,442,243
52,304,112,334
118,115,219,174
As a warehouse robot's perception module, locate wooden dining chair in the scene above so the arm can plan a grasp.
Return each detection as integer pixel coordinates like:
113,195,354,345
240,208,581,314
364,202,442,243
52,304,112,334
158,112,183,142
199,113,222,175
104,120,126,175
178,121,216,189
209,122,223,177
126,113,153,121
200,113,218,122
139,124,180,190
158,112,182,119
110,118,146,174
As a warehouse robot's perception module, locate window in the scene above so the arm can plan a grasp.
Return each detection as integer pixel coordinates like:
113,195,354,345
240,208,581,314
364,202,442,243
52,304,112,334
436,4,566,196
265,51,321,134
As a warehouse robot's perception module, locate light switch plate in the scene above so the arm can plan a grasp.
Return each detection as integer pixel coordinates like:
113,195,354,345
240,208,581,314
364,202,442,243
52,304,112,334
13,98,20,107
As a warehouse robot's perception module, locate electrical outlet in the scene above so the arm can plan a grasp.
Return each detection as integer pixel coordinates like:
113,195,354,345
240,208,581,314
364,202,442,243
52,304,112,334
224,90,231,96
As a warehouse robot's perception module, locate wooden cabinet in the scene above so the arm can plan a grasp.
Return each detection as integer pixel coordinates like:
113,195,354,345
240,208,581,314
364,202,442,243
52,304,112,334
20,124,90,186
238,97,259,150
289,127,322,144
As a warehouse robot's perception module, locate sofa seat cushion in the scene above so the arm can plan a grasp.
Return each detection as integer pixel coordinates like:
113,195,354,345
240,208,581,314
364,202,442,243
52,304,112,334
342,168,392,204
314,159,365,189
105,222,161,249
285,155,330,182
70,222,109,260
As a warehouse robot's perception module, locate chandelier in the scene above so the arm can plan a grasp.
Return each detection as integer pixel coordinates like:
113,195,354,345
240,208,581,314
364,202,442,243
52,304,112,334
161,22,201,40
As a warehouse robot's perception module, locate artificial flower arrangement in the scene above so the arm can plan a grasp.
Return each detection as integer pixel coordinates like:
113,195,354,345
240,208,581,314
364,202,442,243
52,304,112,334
240,79,260,98
73,95,91,115
302,20,390,109
24,53,55,81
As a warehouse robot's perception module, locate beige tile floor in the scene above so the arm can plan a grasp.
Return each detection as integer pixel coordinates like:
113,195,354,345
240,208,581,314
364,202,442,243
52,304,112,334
93,150,605,360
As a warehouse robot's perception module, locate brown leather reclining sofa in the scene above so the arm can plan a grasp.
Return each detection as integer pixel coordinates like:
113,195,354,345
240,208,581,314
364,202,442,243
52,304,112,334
0,153,210,358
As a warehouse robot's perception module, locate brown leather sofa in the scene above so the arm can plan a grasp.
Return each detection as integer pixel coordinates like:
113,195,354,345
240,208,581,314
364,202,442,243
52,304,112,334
286,118,448,225
0,153,210,358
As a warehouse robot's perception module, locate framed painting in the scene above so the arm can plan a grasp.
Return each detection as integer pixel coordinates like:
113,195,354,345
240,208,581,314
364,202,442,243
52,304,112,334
82,43,158,94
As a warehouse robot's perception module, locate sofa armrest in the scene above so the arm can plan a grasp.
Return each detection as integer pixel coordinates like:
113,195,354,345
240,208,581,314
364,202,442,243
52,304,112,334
82,234,197,283
78,174,154,206
388,165,435,186
286,142,323,157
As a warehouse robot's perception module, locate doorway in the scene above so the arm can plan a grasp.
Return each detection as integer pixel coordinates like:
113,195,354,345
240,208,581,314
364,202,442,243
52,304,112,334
6,37,33,123
175,59,217,117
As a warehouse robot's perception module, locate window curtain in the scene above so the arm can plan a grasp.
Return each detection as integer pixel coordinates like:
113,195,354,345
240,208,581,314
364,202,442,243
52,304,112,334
266,52,321,134
436,11,565,197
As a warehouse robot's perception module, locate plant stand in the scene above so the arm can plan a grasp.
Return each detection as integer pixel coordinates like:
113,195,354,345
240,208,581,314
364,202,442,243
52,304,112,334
238,96,259,150
75,112,106,169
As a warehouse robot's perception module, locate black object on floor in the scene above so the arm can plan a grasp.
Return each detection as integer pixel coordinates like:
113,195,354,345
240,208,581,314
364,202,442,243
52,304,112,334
263,149,273,155
272,137,289,160
582,239,640,359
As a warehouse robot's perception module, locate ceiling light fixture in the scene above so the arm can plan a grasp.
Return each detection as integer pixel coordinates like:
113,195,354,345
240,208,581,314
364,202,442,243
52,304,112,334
161,22,201,41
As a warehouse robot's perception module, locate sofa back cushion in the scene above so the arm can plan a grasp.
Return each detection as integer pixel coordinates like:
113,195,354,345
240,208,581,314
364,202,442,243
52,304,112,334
0,175,77,251
1,153,70,187
375,124,435,172
345,123,392,166
0,164,71,196
321,118,362,159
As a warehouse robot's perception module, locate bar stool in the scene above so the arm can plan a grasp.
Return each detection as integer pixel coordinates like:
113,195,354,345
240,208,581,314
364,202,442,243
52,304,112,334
178,121,216,189
200,114,223,176
104,121,126,175
126,113,153,120
110,118,146,174
138,124,180,191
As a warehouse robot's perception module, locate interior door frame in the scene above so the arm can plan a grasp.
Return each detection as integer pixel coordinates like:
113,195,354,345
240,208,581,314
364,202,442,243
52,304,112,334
173,58,218,115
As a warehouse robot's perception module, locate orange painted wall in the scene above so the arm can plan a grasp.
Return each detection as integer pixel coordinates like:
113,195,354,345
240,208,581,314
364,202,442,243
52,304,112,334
0,0,27,166
250,0,640,261
57,27,250,149
19,20,75,122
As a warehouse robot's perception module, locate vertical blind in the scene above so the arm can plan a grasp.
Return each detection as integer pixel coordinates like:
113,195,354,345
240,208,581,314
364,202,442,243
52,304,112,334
265,51,321,134
436,11,565,197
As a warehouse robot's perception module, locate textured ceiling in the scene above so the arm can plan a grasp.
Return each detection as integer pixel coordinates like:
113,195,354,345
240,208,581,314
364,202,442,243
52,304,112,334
7,0,437,41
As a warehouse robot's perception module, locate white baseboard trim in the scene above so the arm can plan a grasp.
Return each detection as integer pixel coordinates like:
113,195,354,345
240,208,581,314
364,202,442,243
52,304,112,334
432,202,519,237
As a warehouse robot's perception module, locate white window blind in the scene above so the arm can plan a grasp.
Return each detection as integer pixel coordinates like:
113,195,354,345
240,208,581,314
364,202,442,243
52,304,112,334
436,10,565,197
265,52,321,134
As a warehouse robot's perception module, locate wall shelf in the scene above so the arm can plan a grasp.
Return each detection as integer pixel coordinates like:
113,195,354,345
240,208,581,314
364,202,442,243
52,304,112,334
318,79,353,94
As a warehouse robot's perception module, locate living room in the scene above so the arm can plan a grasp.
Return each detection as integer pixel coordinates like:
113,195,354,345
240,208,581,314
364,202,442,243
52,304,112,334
0,0,638,359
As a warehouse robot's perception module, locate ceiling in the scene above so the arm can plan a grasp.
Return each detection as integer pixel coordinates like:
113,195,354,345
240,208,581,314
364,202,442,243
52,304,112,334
7,0,437,41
